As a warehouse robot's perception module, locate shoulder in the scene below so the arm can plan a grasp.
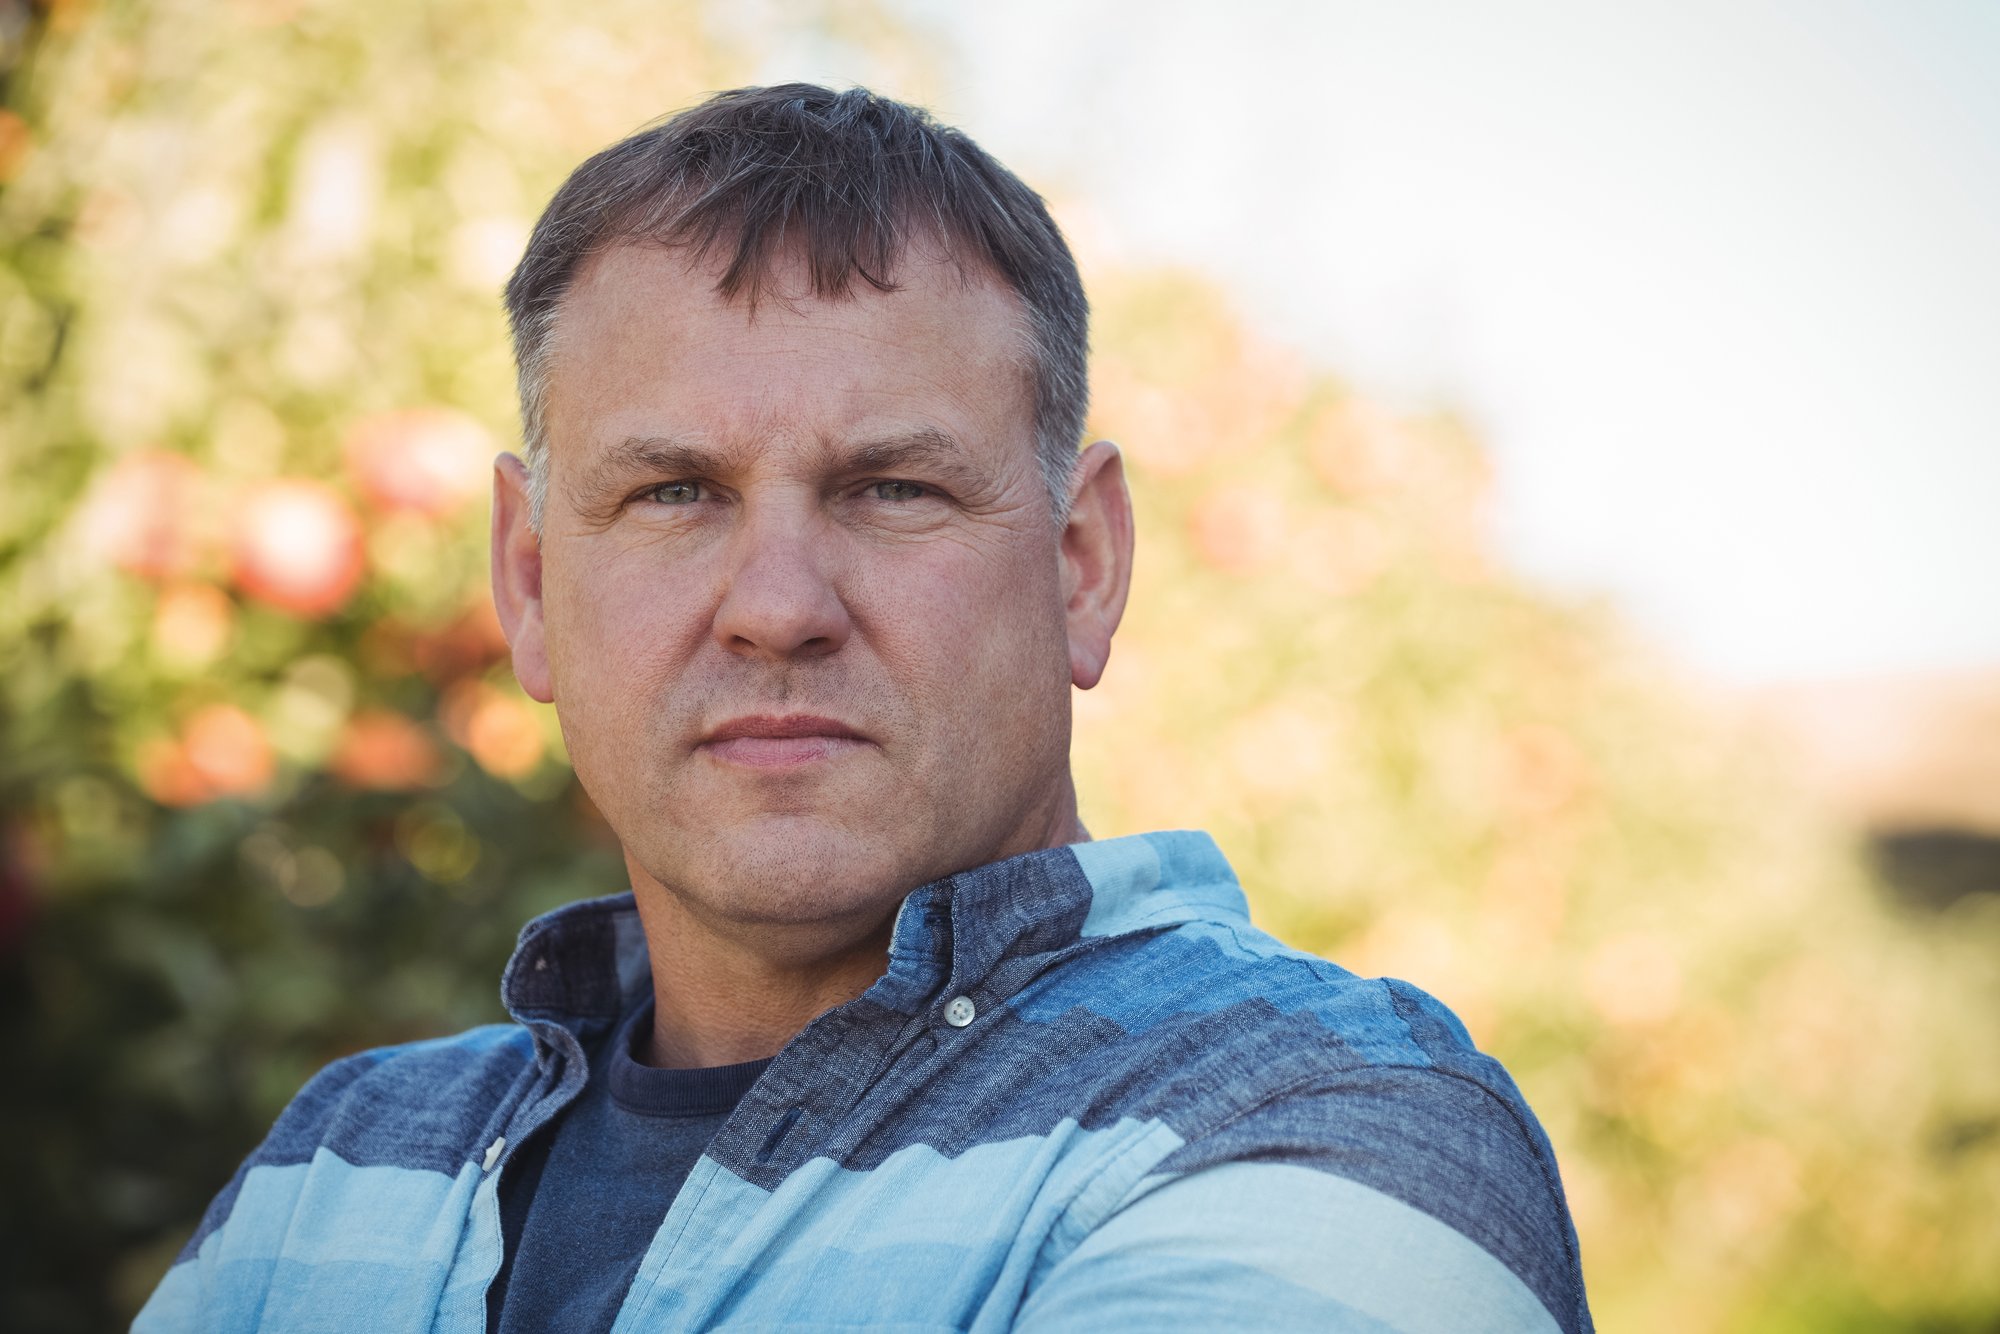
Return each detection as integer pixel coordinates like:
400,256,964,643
1055,834,1495,1075
253,1023,535,1172
1150,1056,1588,1331
177,1023,535,1260
1024,915,1592,1331
1036,907,1513,1105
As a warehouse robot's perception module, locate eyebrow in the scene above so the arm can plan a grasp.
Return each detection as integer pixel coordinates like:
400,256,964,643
595,436,717,483
840,426,972,479
583,426,981,493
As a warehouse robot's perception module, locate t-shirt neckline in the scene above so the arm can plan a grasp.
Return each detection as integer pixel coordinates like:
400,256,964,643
605,999,774,1119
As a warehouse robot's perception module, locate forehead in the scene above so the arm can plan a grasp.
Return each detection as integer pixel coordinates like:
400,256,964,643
545,241,1035,456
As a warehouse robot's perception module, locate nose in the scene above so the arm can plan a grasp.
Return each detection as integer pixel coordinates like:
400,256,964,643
710,500,852,661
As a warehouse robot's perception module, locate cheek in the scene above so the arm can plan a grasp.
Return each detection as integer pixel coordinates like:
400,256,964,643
864,536,1070,711
542,550,696,730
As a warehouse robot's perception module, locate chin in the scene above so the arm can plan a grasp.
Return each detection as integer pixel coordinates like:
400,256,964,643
651,816,932,928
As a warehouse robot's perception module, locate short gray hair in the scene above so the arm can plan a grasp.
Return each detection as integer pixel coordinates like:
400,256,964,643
503,84,1090,530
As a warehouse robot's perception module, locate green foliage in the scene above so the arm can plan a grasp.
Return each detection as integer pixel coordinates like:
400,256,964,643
1,3,1995,1331
0,1,725,1324
1079,266,2000,1333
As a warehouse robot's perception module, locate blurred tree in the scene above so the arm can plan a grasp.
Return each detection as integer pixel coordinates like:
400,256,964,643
0,1,1994,1331
1073,267,2000,1333
0,0,732,1323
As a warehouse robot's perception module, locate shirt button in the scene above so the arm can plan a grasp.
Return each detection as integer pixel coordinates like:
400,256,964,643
943,995,976,1028
481,1136,506,1171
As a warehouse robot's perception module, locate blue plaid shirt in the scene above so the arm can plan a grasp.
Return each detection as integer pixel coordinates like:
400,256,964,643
138,830,1593,1332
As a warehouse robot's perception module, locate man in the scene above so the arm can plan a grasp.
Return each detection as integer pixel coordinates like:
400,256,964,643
140,85,1593,1332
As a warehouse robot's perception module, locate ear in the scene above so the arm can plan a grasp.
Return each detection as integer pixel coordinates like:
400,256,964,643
1060,440,1135,690
491,453,554,704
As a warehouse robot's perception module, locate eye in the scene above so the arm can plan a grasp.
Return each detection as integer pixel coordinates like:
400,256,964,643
645,480,705,505
870,480,929,502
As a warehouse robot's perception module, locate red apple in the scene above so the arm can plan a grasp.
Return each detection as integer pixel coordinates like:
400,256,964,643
231,479,364,617
80,450,206,581
344,407,493,517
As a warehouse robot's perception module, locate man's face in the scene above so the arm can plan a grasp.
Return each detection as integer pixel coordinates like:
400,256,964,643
505,241,1099,940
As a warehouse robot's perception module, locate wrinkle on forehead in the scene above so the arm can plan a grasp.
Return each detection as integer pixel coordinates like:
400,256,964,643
540,238,1043,536
561,235,1037,375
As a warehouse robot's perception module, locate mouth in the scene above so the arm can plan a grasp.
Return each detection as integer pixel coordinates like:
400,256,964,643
698,714,873,769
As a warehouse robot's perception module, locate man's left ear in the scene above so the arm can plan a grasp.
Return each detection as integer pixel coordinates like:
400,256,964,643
1060,440,1135,690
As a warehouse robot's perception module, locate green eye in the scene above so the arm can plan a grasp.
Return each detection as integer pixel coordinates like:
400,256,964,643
650,481,703,505
872,481,927,502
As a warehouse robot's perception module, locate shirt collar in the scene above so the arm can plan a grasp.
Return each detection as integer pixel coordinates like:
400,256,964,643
499,830,1246,1030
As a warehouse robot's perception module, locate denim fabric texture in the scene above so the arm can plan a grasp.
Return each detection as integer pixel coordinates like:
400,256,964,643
137,830,1595,1333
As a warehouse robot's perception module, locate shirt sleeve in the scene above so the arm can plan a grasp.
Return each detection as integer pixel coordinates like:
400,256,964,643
132,1046,398,1332
1012,1065,1589,1334
134,1029,530,1333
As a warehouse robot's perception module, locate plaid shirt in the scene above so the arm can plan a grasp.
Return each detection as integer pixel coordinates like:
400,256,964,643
139,830,1593,1332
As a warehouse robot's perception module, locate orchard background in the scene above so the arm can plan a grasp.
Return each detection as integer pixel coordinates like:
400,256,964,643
1,2,1996,1329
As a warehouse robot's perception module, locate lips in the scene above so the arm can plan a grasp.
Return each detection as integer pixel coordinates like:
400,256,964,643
699,714,871,768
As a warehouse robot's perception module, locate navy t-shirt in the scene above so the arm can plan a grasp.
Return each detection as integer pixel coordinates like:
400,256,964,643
488,1000,771,1333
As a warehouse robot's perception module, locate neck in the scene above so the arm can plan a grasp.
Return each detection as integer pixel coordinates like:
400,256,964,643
630,875,895,1069
628,800,1092,1070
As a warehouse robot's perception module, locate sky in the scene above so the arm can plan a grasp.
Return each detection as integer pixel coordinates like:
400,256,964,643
843,0,2000,686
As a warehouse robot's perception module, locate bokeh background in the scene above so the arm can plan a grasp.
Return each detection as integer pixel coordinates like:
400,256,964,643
2,1,1997,1330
